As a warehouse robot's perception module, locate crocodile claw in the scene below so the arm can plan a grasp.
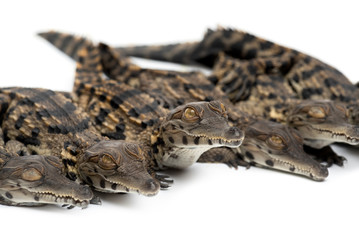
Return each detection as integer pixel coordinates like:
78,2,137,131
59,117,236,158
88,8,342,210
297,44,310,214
321,155,347,168
61,204,75,210
90,196,102,205
155,173,174,190
224,153,251,169
225,158,251,169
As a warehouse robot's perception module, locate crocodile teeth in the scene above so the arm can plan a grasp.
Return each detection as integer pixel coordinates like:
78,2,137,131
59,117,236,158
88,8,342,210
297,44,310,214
34,191,89,208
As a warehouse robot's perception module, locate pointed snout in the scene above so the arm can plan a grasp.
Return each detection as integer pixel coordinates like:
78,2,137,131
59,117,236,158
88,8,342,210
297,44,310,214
141,179,161,196
223,126,245,146
311,164,329,181
73,184,94,201
225,127,244,139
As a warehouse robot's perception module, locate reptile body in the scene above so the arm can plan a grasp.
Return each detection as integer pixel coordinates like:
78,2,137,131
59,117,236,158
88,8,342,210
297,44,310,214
99,43,329,179
39,32,328,180
0,87,175,207
0,122,93,207
112,27,359,165
40,32,244,171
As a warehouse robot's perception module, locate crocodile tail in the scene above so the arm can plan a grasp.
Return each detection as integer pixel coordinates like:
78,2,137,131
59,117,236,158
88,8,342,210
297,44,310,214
39,31,137,83
74,43,104,87
114,41,200,66
98,43,142,83
114,27,295,68
38,31,94,62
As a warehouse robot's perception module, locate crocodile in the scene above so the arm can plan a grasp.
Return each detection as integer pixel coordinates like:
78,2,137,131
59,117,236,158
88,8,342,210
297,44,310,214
39,31,328,180
111,26,356,107
0,127,94,208
200,119,328,180
39,31,244,170
0,87,180,208
214,54,359,145
98,43,329,179
110,27,359,165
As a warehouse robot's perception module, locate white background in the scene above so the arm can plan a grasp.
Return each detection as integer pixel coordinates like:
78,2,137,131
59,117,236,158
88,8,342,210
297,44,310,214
1,1,359,239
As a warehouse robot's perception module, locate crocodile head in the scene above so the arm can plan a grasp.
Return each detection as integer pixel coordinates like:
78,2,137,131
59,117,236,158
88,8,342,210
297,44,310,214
78,140,160,196
157,100,244,168
240,120,328,181
286,100,359,148
0,155,93,208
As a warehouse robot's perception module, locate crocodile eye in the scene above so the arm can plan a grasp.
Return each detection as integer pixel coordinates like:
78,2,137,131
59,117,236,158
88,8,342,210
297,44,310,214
308,107,326,118
267,135,286,149
183,107,199,121
99,154,117,170
22,168,43,181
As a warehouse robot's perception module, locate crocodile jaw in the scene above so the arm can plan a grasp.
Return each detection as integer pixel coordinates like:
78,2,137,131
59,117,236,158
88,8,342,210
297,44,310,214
296,125,359,148
161,146,215,169
0,188,91,208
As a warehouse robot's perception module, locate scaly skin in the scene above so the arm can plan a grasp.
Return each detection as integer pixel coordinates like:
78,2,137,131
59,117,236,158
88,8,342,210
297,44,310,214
39,31,244,170
213,54,359,166
0,87,171,207
113,26,359,119
0,155,94,208
111,27,359,166
38,31,328,181
0,128,94,208
74,48,244,169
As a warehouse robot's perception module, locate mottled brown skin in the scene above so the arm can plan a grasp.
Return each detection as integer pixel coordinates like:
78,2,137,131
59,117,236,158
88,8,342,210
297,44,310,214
113,26,357,108
39,31,244,170
101,41,331,180
0,87,169,205
75,49,244,169
0,128,94,208
113,27,355,107
38,31,329,180
113,27,359,166
211,54,359,166
0,155,94,208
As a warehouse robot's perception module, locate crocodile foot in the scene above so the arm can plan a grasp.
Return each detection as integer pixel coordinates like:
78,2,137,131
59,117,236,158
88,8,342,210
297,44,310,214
304,145,346,167
155,173,174,189
321,154,347,167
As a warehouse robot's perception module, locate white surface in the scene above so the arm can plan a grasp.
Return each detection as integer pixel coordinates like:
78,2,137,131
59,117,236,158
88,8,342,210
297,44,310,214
1,1,359,240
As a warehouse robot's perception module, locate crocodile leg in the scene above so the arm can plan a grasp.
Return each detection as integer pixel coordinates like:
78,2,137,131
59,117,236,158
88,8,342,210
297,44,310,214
303,145,346,167
198,147,250,169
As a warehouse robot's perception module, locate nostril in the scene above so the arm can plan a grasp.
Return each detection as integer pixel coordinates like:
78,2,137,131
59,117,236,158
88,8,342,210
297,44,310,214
227,127,241,137
145,179,160,192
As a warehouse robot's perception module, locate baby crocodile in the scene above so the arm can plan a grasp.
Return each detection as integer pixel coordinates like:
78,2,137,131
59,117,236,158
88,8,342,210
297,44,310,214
0,87,176,208
39,31,328,180
112,27,359,165
214,55,359,154
0,127,93,208
98,43,328,179
39,31,244,170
